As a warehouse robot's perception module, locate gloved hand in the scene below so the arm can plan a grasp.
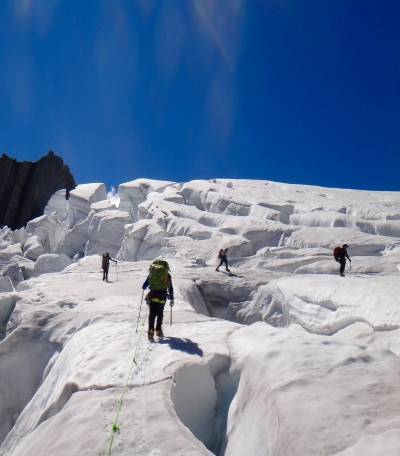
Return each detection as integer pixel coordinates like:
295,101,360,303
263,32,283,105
170,300,174,307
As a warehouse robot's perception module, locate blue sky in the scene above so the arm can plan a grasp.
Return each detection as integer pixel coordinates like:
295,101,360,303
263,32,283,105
1,0,399,190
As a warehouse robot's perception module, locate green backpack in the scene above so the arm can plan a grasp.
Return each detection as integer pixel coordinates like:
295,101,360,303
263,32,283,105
148,260,169,292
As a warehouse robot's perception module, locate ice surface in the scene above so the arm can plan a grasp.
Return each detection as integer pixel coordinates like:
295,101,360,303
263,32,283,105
118,178,174,221
66,183,107,226
25,214,67,253
223,323,400,456
240,274,400,334
0,178,400,455
33,254,72,274
13,178,400,269
0,277,13,292
90,200,117,212
85,209,131,257
284,226,398,255
22,235,46,261
0,243,22,262
44,189,69,221
0,264,23,286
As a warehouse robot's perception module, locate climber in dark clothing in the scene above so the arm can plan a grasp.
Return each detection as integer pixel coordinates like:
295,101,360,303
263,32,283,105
102,252,117,282
334,244,351,277
142,272,174,338
216,248,230,272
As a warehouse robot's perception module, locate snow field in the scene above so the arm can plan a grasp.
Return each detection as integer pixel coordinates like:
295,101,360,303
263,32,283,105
223,323,400,456
1,257,400,455
0,178,399,455
0,258,239,455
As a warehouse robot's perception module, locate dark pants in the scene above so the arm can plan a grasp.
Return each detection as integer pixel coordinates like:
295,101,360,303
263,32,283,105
339,259,346,275
217,258,229,271
102,265,109,281
149,302,165,331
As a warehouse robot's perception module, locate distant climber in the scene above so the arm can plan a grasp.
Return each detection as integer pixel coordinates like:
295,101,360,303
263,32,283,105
216,248,230,273
102,252,117,282
333,244,351,277
142,260,174,340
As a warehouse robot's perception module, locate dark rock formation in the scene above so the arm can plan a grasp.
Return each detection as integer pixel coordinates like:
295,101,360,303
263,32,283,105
0,151,76,229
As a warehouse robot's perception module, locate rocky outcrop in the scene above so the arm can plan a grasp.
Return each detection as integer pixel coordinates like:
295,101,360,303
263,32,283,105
0,152,76,230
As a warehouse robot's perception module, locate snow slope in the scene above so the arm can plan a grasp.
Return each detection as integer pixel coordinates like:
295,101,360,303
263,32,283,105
0,178,400,456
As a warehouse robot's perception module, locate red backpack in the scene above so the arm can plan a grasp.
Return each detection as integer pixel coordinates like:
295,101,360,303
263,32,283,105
333,246,343,260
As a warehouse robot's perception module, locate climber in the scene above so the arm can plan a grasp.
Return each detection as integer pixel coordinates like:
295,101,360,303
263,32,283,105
142,260,174,339
333,244,351,277
216,248,230,273
102,252,117,282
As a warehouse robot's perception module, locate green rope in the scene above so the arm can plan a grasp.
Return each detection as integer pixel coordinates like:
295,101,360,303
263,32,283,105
106,301,148,455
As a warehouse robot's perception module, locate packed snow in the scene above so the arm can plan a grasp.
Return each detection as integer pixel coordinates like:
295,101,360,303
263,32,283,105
0,178,400,455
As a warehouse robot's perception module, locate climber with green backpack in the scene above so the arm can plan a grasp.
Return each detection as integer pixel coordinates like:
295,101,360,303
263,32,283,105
142,259,174,340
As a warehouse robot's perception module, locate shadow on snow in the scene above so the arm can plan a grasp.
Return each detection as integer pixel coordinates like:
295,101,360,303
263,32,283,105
158,337,203,357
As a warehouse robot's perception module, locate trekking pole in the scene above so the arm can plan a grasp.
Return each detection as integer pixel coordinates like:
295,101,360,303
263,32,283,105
170,303,173,326
136,290,144,333
115,262,118,282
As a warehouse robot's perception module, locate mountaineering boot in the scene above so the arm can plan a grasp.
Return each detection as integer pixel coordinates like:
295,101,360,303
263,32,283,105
215,268,219,271
156,329,164,338
340,273,345,277
148,329,154,340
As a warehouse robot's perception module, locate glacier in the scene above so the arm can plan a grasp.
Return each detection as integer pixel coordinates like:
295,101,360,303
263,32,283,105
0,178,400,455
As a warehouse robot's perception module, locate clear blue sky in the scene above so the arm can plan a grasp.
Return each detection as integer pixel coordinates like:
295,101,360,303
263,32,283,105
1,1,399,190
